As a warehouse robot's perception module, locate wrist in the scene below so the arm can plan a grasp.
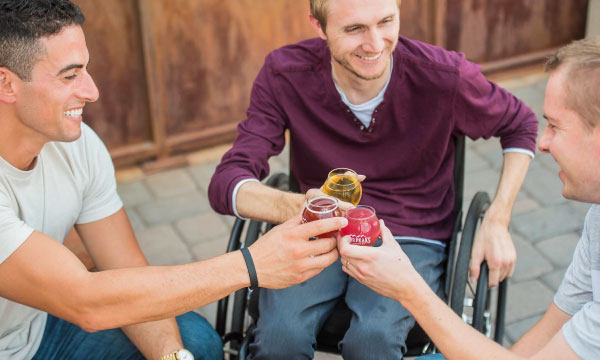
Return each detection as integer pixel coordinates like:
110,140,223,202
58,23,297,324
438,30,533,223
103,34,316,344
277,192,305,221
484,201,511,227
160,348,194,360
395,270,428,305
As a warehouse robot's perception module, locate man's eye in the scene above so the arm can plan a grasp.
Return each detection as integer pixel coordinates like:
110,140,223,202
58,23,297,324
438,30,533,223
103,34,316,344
65,74,77,80
346,26,360,33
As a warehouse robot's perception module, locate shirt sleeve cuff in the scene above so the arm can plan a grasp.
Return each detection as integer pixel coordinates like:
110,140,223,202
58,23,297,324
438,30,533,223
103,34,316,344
232,178,260,220
503,147,535,159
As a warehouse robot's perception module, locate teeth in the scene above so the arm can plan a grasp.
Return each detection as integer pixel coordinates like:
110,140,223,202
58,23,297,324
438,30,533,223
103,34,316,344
360,53,382,61
64,108,83,117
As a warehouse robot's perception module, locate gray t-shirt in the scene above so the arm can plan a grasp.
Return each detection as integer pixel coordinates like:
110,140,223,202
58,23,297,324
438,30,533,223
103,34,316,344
0,123,123,360
554,205,600,359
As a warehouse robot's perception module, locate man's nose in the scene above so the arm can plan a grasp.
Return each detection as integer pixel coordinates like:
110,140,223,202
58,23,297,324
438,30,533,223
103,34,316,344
538,125,550,153
78,71,99,103
363,29,384,53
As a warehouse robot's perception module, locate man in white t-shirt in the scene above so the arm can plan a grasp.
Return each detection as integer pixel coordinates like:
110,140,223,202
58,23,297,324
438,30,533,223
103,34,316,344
0,1,346,359
338,36,600,359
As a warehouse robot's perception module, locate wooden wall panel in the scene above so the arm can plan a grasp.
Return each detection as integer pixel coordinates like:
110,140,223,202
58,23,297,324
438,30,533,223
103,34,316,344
72,0,152,152
444,0,589,63
141,0,315,151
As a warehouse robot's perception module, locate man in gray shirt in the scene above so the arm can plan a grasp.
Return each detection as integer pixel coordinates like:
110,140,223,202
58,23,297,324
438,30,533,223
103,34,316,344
337,36,600,359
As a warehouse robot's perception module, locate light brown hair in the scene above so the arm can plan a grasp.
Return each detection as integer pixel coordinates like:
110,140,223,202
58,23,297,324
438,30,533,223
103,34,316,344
310,0,402,33
546,36,600,128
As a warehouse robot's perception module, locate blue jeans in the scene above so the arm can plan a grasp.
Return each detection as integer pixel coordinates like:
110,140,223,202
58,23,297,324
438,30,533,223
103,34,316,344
32,312,223,360
248,240,447,360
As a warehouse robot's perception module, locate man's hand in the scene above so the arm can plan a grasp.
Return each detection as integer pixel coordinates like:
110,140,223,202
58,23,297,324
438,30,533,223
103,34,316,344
469,216,516,288
338,220,422,302
305,174,367,211
249,214,347,289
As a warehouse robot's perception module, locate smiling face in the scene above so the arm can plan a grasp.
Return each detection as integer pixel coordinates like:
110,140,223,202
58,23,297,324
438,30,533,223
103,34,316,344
12,25,99,146
538,68,600,203
311,0,400,83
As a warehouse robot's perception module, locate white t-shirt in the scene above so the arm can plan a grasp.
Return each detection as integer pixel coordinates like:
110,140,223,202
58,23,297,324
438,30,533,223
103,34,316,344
554,205,600,359
0,123,123,360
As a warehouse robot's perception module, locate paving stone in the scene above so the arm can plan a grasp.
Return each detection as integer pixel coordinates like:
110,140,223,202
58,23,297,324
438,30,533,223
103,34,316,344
510,86,545,116
220,214,236,228
191,237,230,262
136,224,192,265
195,301,218,328
314,352,343,360
469,138,504,170
506,314,543,343
465,149,491,173
188,161,219,193
512,194,540,215
136,192,211,226
541,268,568,292
535,233,580,267
144,169,197,198
117,180,153,207
505,280,554,323
511,236,553,282
521,165,566,206
510,203,586,243
176,212,230,246
463,167,500,205
125,206,146,232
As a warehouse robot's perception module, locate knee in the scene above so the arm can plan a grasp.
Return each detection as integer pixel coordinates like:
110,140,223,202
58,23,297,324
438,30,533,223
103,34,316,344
250,320,314,358
342,324,406,359
177,312,223,360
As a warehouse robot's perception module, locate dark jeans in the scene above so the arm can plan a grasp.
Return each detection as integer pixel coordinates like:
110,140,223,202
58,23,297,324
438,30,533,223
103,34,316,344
32,312,223,360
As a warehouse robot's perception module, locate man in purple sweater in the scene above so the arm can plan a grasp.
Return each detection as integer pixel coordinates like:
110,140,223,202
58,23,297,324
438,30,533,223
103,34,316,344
208,0,538,358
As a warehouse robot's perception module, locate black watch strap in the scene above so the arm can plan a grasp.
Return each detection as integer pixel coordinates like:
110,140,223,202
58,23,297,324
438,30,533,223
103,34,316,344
240,247,259,290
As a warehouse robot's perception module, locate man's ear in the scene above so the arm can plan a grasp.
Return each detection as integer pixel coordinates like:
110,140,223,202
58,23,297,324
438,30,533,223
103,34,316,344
308,12,327,40
0,68,17,104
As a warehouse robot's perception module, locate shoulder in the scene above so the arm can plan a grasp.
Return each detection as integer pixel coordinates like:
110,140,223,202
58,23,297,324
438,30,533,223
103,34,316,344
44,123,111,173
394,36,469,74
584,205,600,236
265,37,329,74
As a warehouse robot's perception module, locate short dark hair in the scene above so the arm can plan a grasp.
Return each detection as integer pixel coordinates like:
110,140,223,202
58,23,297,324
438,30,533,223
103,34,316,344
546,36,600,129
0,0,85,81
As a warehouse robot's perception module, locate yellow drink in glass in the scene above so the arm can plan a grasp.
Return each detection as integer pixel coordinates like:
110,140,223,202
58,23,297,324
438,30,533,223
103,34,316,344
322,168,362,205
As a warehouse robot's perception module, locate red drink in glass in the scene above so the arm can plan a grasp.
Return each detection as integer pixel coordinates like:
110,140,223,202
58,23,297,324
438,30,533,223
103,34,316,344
301,196,342,238
340,205,380,246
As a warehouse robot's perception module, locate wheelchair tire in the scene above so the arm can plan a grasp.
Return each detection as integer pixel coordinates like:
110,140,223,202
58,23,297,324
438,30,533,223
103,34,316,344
450,191,490,317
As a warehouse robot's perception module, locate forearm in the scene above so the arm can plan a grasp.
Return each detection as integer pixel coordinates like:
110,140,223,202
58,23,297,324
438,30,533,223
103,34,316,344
486,152,531,225
400,280,523,360
511,303,571,356
236,180,304,223
48,251,249,332
122,318,182,360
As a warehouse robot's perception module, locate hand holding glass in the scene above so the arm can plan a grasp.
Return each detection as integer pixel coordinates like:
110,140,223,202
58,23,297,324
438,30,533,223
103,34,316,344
340,205,380,246
322,168,362,205
301,196,342,238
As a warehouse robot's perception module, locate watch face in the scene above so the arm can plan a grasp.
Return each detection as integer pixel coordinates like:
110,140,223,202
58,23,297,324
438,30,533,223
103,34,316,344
177,349,194,360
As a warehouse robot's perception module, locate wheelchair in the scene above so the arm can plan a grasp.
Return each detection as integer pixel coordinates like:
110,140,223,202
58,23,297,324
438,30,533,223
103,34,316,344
215,137,508,358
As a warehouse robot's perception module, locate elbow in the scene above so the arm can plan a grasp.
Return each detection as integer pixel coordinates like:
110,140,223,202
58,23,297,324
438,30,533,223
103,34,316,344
61,306,104,333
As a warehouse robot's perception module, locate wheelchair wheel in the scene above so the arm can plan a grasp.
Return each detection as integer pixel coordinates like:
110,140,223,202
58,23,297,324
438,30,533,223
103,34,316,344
450,192,491,332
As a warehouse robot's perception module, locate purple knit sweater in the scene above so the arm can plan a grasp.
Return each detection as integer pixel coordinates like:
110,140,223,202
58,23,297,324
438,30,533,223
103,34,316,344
208,36,538,241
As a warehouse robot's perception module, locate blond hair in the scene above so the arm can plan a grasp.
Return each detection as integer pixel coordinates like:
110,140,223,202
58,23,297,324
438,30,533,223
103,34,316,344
310,0,401,32
546,37,600,128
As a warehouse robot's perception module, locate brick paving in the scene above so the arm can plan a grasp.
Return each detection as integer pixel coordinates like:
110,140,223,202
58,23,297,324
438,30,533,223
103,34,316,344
114,70,588,356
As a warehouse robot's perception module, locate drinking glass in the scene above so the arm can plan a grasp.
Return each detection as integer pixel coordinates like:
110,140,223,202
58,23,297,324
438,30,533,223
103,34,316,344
340,205,380,246
301,195,342,238
322,168,362,205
